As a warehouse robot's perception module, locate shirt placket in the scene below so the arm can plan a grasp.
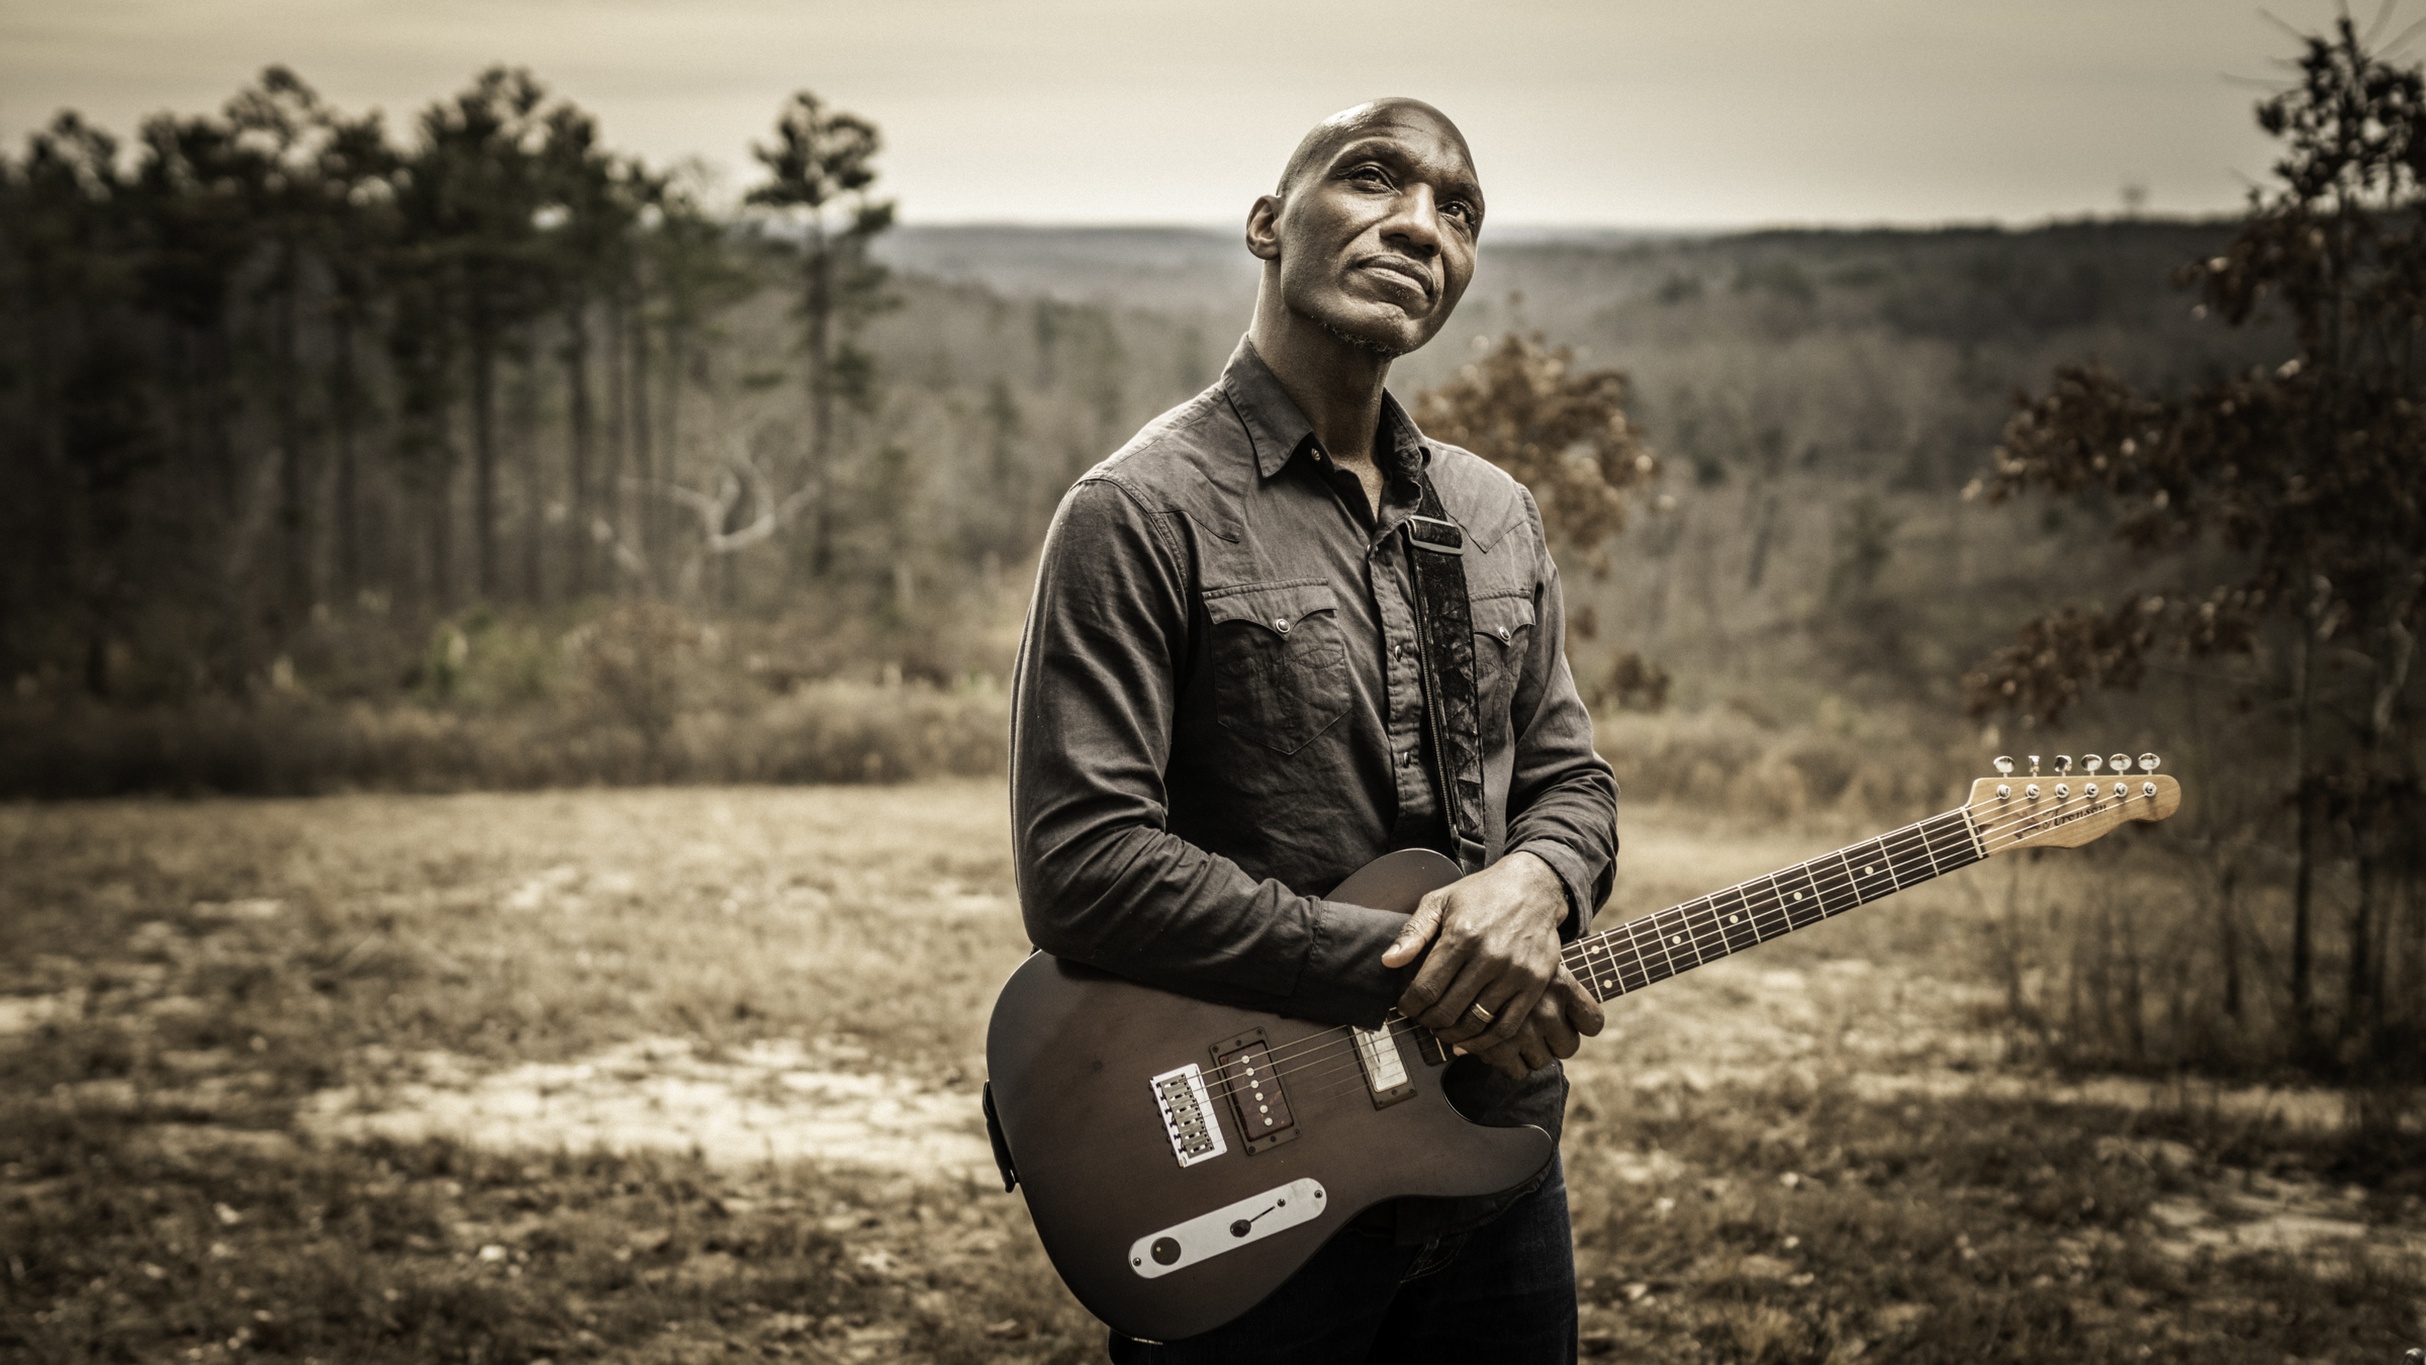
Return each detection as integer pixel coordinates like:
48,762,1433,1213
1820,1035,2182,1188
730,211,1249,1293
1367,466,1436,835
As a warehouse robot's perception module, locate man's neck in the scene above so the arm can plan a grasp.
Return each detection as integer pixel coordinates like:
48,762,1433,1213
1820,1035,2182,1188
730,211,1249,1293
1246,296,1395,471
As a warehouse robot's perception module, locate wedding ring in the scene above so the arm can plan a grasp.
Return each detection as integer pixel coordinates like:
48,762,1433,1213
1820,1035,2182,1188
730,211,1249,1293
1466,1001,1496,1028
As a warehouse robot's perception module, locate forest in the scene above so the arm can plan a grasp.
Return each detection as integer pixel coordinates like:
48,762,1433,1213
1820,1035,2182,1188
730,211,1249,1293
0,24,2419,1089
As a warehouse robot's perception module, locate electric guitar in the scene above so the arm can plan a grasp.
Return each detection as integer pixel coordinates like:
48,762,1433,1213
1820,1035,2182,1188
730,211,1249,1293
983,756,2181,1342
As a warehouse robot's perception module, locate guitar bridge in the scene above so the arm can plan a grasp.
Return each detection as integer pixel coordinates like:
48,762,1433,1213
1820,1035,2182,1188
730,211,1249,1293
1212,1028,1298,1153
1152,1064,1227,1167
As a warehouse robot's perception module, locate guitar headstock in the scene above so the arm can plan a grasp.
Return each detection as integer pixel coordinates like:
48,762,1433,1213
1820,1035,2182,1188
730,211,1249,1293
1966,752,2181,855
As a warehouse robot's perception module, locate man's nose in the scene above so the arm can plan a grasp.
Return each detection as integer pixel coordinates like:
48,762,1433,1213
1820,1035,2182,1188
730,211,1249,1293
1381,184,1444,257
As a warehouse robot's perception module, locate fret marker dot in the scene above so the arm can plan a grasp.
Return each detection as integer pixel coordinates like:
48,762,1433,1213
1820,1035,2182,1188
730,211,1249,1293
1669,935,1682,946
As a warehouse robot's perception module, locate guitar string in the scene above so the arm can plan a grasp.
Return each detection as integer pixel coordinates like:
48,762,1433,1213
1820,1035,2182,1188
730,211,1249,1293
1189,806,1973,1098
1176,793,2126,1109
1181,799,2062,1107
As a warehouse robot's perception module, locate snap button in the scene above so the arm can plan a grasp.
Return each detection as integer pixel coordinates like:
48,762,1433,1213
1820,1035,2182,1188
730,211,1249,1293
1273,617,1292,634
1497,626,1513,643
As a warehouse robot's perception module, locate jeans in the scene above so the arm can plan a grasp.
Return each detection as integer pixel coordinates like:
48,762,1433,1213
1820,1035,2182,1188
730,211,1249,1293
1107,1157,1577,1365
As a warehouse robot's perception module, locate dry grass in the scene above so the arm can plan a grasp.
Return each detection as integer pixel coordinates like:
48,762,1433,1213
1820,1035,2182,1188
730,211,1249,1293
2,786,2421,1362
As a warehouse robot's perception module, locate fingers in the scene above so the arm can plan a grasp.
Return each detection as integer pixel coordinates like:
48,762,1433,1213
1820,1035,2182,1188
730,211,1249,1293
1554,970,1606,1038
1381,889,1449,970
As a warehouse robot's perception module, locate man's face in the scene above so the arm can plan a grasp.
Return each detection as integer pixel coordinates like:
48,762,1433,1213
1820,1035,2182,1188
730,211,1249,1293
1256,108,1483,357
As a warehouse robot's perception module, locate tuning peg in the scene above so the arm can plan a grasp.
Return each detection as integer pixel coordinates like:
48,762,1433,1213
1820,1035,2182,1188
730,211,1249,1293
2137,753,2160,773
2028,755,2041,776
2084,754,2104,773
2025,783,2041,800
1996,784,2011,800
2054,755,2074,775
1994,755,2015,776
2054,783,2071,800
2108,753,2128,773
2112,782,2129,800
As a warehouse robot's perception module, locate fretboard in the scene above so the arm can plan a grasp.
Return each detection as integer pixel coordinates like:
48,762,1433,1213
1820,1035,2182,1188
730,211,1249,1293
1559,808,1984,1003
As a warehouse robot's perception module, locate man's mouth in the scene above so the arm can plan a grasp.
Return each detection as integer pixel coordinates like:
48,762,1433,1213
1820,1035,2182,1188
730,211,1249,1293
1355,256,1435,304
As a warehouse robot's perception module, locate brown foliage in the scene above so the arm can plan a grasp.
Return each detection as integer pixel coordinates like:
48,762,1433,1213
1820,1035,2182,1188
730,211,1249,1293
1413,333,1659,574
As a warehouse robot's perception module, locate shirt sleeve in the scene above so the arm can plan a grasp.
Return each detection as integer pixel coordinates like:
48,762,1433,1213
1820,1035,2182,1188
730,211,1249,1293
1501,489,1620,937
1009,476,1415,1027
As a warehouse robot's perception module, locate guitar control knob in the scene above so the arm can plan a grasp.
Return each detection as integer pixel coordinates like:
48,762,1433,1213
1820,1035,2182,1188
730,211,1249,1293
2083,755,2103,773
2055,755,2074,775
2138,753,2160,773
1993,755,2015,776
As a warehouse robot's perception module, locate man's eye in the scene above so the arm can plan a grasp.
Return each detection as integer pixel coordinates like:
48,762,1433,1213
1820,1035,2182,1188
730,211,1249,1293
1351,166,1391,188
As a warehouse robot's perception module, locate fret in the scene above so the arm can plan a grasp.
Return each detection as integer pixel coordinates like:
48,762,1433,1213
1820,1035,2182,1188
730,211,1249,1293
1678,896,1730,963
1620,914,1668,990
1612,919,1656,994
1736,874,1788,943
1924,810,1985,871
1843,838,1897,907
1655,905,1706,972
1774,860,1826,931
1708,885,1761,954
1813,850,1863,916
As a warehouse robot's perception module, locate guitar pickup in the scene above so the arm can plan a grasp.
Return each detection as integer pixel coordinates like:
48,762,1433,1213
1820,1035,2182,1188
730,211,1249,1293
1352,1024,1415,1107
1151,1064,1228,1167
1211,1029,1298,1153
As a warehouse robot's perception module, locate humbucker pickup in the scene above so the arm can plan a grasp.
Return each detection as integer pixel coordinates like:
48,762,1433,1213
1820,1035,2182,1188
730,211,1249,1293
1212,1029,1297,1153
1152,1064,1227,1167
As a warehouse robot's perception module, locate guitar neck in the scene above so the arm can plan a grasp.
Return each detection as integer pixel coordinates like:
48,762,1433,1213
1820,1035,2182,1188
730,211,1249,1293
1559,807,1983,1004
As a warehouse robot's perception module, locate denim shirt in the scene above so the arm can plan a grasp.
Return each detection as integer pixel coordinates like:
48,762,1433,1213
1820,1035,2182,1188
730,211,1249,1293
1009,337,1619,1179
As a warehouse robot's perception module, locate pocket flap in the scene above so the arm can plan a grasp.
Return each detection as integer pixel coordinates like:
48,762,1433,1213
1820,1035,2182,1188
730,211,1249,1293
1470,593,1536,645
1203,579,1339,637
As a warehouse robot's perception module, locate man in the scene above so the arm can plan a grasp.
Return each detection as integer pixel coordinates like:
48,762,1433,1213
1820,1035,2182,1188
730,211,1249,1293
1009,98,1618,1362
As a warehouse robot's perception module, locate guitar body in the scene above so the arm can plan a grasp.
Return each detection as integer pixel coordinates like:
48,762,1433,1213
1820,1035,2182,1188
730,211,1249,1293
983,850,1553,1342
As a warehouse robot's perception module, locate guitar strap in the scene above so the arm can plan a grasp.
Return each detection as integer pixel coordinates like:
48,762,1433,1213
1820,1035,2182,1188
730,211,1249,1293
1402,470,1488,876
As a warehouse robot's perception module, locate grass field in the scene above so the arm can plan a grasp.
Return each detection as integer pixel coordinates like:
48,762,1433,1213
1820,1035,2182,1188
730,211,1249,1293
2,784,2421,1363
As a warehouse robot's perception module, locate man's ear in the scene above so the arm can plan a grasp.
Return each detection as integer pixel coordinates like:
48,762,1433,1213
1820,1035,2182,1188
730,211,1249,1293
1244,194,1283,262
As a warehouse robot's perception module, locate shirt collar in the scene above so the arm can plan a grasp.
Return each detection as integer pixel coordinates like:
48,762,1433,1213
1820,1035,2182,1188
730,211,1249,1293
1221,335,1434,482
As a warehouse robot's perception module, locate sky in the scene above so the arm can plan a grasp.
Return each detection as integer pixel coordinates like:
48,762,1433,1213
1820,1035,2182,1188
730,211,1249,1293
0,0,2397,228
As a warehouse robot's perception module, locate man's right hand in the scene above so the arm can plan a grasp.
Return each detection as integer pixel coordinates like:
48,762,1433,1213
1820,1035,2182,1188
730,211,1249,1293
1381,851,1605,1079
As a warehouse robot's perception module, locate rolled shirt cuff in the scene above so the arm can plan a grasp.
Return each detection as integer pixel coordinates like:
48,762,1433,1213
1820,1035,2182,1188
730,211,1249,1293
1288,896,1416,1028
1509,836,1596,940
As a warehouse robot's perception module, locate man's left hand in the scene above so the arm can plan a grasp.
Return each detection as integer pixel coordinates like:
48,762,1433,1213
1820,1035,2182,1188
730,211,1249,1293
1380,851,1605,1080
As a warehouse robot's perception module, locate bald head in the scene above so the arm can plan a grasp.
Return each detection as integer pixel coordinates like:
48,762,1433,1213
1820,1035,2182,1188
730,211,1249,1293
1276,98,1476,198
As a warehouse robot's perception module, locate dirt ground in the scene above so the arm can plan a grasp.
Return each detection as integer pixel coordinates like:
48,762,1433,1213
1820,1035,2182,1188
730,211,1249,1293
2,784,2420,1362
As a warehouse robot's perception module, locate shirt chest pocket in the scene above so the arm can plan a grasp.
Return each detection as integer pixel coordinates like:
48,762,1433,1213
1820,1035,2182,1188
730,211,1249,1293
1203,579,1351,755
1471,592,1536,707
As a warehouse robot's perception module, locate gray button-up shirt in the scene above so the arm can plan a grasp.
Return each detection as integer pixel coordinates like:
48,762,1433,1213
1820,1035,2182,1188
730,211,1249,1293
1010,337,1618,1155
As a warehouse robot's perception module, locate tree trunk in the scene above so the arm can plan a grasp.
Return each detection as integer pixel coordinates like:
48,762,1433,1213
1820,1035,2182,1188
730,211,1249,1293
604,292,628,595
624,292,652,598
331,308,361,602
472,323,499,600
802,227,834,582
563,300,594,598
2289,630,2317,1057
516,353,544,603
271,252,310,635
